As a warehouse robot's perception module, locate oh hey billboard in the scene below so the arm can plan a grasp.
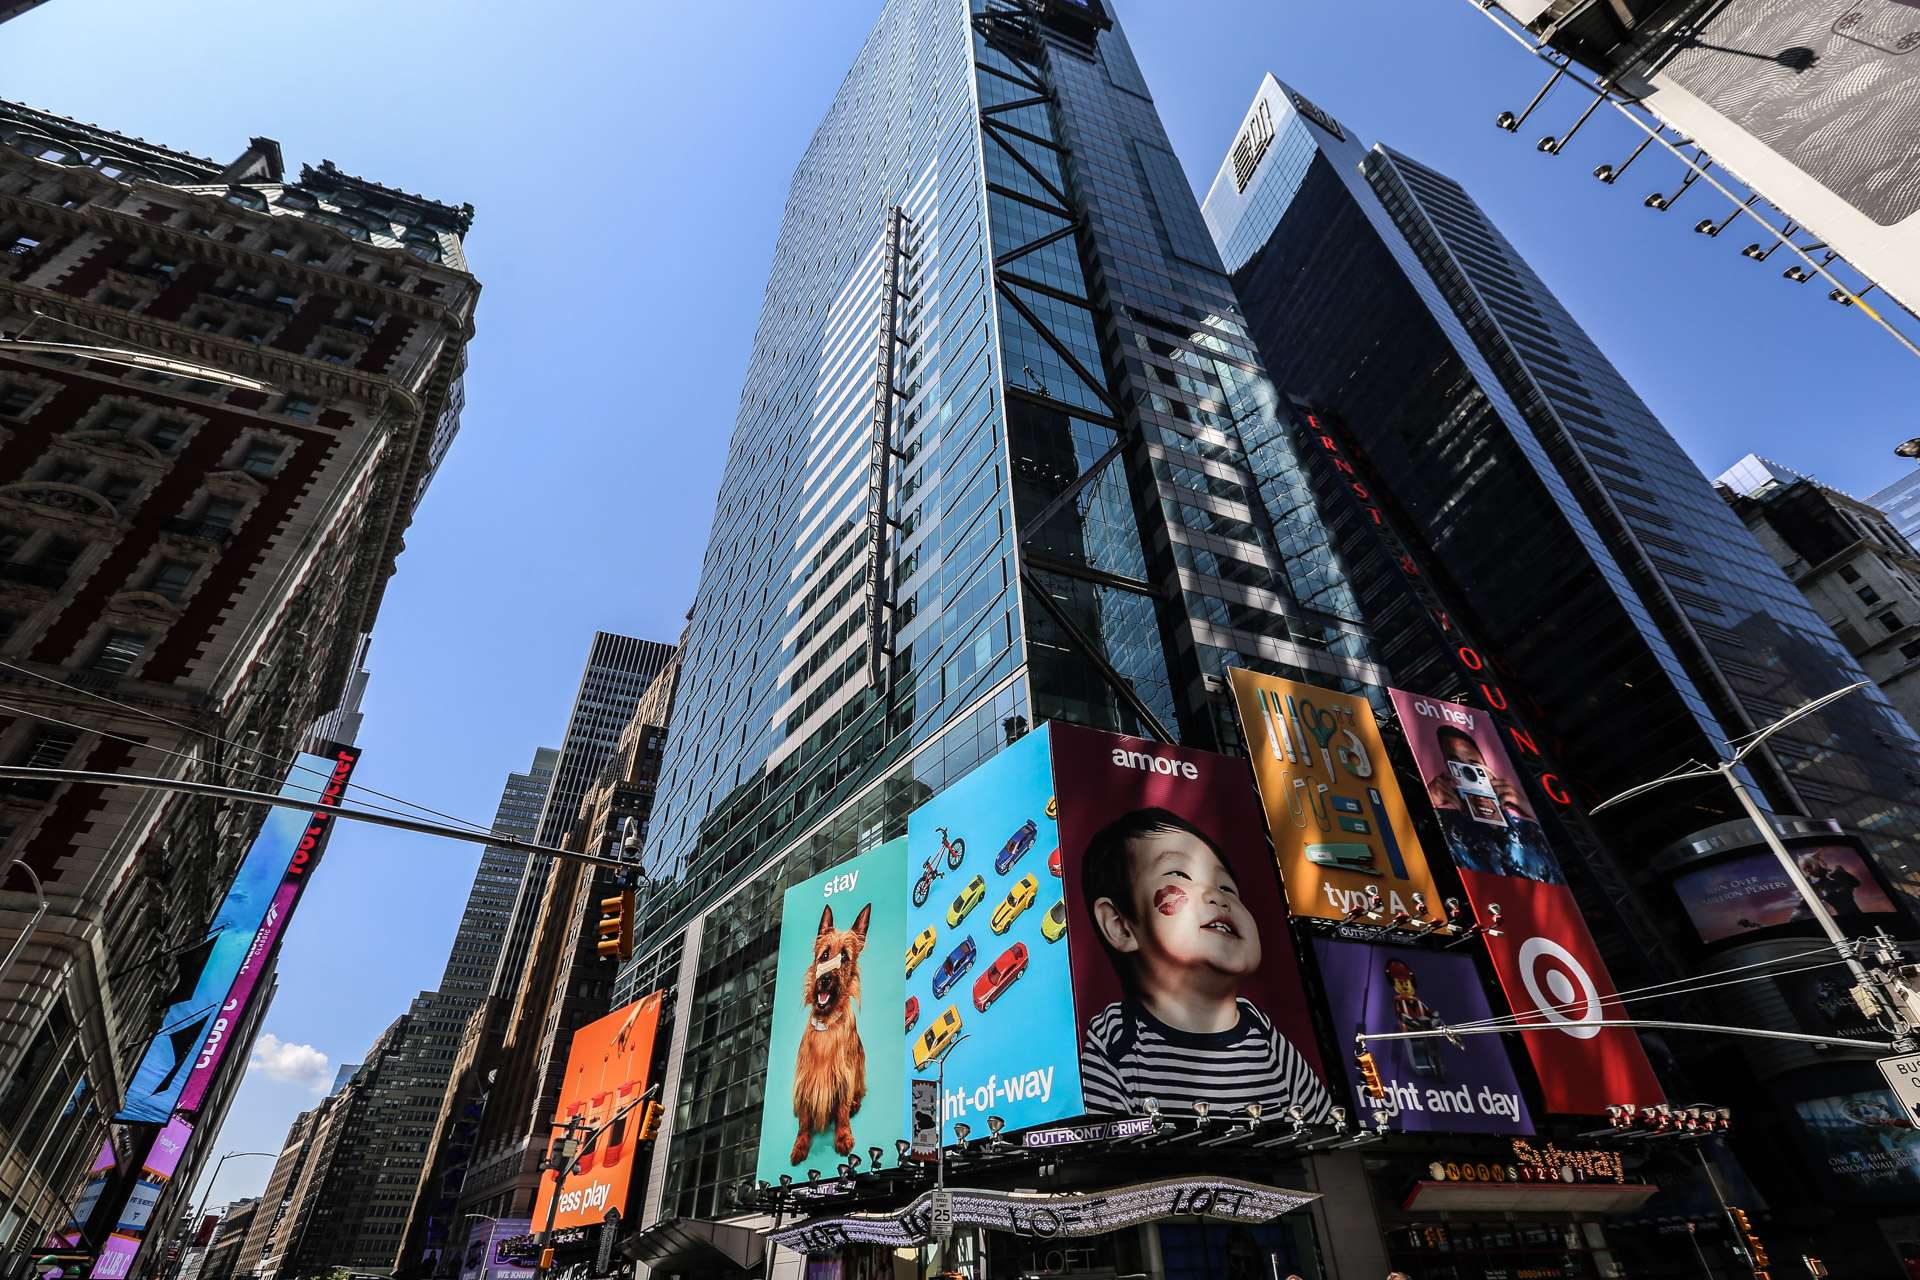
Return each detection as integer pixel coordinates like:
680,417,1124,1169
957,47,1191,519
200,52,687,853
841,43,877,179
1227,669,1444,928
1389,689,1662,1114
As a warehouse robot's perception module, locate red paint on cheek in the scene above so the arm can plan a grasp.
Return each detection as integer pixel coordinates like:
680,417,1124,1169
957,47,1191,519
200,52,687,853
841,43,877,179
1153,886,1187,916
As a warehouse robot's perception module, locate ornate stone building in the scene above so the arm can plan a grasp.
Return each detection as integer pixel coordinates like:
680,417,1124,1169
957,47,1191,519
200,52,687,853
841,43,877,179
0,99,477,1267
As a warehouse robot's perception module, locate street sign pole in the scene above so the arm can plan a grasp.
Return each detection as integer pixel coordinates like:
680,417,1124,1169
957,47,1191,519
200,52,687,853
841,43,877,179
1877,1051,1920,1125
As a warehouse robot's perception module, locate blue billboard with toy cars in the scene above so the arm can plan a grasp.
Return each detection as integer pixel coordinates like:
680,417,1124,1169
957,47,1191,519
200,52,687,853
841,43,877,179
903,723,1080,1136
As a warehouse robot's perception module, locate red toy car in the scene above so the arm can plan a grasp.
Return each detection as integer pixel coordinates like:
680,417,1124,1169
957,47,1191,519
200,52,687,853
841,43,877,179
1048,847,1061,878
972,942,1029,1012
905,995,920,1033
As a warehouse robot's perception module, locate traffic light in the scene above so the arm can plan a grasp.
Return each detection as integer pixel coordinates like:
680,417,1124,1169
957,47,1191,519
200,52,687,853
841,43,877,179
1355,1051,1386,1099
1731,1208,1770,1271
597,889,635,962
637,1100,664,1142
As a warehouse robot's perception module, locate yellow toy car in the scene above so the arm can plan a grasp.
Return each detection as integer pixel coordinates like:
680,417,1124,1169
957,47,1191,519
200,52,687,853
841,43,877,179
913,1004,963,1070
990,873,1040,935
1040,898,1068,942
906,926,937,977
948,875,986,927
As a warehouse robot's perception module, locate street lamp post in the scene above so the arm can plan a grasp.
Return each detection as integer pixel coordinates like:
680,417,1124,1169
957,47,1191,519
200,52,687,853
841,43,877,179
530,1084,657,1280
0,859,49,992
171,1152,275,1280
927,1033,969,1279
1590,680,1917,1052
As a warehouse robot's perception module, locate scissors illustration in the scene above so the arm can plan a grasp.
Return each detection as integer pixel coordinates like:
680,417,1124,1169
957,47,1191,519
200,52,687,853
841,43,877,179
1294,695,1340,783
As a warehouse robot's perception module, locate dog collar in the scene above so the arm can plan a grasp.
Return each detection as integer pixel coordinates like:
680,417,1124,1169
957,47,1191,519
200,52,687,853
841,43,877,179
809,1017,832,1032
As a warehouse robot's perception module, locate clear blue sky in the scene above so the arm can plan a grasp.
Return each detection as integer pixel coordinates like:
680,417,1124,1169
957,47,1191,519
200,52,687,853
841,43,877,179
5,0,1913,1206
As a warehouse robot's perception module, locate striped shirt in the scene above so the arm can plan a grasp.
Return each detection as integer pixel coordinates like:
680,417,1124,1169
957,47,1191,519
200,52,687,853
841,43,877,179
1080,997,1333,1121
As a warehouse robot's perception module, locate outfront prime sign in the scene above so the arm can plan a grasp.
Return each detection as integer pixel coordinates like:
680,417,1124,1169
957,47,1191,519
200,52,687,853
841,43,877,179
767,1176,1319,1252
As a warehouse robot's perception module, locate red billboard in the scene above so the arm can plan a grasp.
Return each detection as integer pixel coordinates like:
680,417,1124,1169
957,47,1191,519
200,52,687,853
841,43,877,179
1389,689,1662,1114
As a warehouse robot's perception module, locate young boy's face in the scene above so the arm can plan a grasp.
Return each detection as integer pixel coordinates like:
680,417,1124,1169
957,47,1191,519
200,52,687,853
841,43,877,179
1098,826,1262,985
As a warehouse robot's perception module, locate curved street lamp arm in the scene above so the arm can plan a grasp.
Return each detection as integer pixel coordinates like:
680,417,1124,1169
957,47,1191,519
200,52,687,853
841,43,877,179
1725,680,1870,763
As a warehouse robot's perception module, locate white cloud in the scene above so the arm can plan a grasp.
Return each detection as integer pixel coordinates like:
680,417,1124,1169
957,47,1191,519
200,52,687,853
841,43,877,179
249,1034,331,1092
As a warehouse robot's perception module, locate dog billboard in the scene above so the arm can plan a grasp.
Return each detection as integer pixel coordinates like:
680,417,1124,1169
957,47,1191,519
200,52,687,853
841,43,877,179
532,992,662,1231
1225,669,1444,930
757,838,908,1182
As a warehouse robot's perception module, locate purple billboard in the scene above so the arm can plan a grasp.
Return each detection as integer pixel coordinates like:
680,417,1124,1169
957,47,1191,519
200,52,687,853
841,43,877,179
1312,938,1533,1134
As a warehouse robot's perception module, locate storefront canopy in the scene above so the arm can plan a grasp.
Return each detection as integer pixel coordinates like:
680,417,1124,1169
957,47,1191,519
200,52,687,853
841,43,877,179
623,1217,766,1273
769,1176,1320,1253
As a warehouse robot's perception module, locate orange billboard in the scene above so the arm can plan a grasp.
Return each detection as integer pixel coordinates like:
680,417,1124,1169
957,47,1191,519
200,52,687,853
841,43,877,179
1227,669,1444,930
532,991,663,1231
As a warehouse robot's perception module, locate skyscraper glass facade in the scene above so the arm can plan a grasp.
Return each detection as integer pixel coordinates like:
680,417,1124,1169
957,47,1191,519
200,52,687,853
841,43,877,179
438,747,557,995
1865,468,1920,548
1203,76,1920,898
633,0,1378,1224
491,633,673,997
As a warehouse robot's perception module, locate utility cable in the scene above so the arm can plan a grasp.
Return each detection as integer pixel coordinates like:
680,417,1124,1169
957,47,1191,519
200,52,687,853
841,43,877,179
0,694,498,837
1441,939,1846,1030
1441,950,1850,1034
0,659,496,836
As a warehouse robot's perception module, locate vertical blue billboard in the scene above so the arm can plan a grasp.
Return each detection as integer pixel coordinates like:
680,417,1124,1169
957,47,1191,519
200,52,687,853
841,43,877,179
756,838,907,1181
117,750,347,1123
903,724,1081,1136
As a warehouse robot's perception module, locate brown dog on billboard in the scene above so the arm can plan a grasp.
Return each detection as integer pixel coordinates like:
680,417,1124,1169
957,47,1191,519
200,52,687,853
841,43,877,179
1227,668,1444,930
1049,722,1332,1121
791,902,870,1162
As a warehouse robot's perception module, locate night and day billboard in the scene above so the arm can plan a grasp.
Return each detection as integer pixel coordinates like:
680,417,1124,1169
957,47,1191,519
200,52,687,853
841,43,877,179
532,993,663,1231
119,746,360,1124
1227,669,1445,928
1389,689,1663,1114
756,839,908,1182
1311,937,1532,1134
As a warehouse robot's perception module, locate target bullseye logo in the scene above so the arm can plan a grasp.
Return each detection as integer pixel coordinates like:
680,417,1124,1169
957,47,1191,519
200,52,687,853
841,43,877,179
1517,936,1603,1039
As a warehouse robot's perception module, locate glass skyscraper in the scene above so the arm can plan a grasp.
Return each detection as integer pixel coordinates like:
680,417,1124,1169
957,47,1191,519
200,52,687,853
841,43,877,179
491,632,674,998
1203,74,1920,894
440,746,558,995
1201,76,1920,1273
632,0,1376,1223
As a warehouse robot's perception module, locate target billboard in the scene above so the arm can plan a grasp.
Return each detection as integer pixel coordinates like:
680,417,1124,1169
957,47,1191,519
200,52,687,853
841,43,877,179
1389,689,1663,1114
